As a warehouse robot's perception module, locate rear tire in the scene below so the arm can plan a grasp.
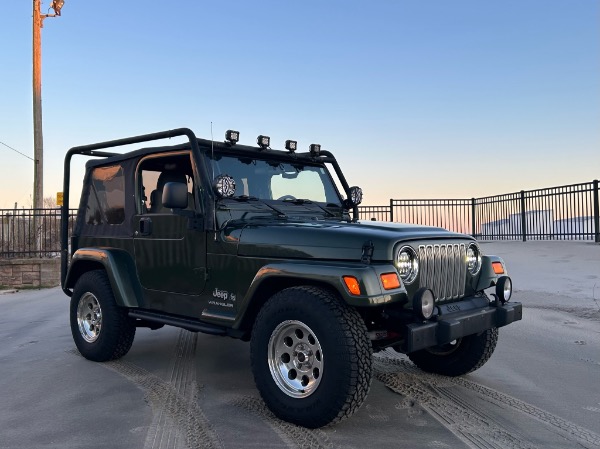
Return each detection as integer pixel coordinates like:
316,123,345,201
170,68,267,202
408,328,498,377
70,270,136,362
251,286,372,428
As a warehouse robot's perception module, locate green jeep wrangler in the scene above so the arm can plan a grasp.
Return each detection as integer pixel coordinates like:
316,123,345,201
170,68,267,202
60,128,522,428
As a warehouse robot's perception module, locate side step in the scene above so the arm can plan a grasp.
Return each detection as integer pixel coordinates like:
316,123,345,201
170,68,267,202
129,309,228,336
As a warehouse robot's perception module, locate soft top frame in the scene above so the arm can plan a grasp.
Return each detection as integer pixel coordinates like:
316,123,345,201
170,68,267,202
61,128,357,295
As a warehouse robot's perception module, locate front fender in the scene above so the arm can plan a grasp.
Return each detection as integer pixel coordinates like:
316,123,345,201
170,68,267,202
475,255,509,291
240,261,407,312
64,248,143,308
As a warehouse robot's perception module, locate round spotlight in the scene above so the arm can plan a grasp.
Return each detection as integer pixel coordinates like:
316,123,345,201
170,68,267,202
414,288,435,320
349,186,363,206
213,174,236,198
496,276,512,304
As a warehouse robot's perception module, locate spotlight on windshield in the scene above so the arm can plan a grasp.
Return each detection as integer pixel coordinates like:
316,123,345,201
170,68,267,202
225,130,239,145
309,144,321,156
257,135,270,150
285,140,297,153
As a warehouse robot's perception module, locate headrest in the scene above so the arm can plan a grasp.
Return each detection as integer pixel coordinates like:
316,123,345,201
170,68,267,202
157,171,187,190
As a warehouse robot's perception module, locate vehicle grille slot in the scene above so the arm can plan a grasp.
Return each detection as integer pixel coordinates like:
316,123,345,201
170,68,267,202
418,243,466,302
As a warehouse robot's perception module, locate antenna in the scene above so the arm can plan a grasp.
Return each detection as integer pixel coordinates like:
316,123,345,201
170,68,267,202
210,122,217,240
210,122,215,180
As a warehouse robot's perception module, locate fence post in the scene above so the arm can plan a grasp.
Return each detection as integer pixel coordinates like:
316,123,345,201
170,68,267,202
594,180,599,243
471,198,476,237
389,199,394,222
520,190,527,242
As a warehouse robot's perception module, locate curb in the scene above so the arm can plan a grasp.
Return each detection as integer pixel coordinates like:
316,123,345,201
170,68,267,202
0,289,19,295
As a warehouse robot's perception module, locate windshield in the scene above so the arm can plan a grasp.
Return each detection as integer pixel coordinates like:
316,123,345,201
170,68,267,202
207,153,343,206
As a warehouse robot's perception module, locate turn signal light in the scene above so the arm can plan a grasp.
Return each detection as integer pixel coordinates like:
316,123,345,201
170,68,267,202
343,276,361,295
492,262,505,274
380,273,401,290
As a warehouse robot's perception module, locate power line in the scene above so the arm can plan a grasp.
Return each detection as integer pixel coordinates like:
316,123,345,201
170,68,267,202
0,140,35,162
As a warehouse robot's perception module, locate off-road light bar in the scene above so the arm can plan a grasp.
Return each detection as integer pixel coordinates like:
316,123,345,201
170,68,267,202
257,135,270,149
309,144,321,156
285,140,297,153
225,130,239,145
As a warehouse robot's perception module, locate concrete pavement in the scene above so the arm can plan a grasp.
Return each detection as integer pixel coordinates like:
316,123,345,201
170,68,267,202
0,241,599,449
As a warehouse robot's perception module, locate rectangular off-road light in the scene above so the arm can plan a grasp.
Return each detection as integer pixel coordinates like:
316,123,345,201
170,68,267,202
257,135,270,149
285,140,297,153
225,130,239,144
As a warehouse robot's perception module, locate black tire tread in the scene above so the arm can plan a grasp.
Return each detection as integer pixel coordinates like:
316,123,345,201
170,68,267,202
408,327,498,377
251,286,372,427
70,270,136,362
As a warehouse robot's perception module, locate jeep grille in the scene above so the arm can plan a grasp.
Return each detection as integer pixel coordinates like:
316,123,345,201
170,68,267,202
418,244,467,302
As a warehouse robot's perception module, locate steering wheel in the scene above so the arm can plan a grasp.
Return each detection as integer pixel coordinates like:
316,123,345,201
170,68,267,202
277,195,297,201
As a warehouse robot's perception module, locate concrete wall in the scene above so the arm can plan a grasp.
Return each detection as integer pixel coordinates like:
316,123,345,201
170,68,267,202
0,259,60,289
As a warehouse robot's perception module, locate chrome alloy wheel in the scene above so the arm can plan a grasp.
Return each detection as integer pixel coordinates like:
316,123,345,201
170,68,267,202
268,320,324,398
77,292,102,343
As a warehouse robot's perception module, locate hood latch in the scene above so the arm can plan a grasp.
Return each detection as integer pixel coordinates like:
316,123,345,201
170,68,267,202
361,240,374,264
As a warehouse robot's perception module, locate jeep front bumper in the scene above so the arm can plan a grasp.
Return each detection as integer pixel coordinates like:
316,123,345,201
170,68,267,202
404,301,522,353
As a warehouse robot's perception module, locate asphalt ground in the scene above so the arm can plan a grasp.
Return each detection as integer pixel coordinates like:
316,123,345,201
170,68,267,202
1,241,599,449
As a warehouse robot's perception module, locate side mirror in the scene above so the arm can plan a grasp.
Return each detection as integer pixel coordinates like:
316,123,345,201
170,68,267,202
162,182,188,209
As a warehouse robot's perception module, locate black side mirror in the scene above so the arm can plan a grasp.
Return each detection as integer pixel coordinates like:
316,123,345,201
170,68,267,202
162,182,188,209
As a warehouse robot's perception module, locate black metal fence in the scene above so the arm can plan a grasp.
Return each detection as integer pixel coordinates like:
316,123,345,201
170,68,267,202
1,208,77,258
2,180,598,259
360,180,600,242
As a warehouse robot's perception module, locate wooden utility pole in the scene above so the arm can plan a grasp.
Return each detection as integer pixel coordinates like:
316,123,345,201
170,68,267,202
33,0,44,212
32,0,63,255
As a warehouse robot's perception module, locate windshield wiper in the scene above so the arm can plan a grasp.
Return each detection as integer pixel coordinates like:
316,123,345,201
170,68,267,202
232,195,288,218
283,198,337,218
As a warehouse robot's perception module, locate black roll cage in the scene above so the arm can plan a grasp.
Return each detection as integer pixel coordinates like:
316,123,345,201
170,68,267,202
60,128,359,292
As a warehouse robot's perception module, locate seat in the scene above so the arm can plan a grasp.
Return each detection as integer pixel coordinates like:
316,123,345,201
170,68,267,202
149,171,189,213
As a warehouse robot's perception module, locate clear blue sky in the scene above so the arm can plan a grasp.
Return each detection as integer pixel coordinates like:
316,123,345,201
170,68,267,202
1,0,598,208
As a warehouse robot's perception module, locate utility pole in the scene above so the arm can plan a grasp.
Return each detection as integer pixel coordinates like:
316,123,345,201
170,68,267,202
32,0,63,256
33,0,43,211
32,0,64,211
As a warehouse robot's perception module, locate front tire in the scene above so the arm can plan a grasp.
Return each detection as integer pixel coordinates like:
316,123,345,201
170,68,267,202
408,328,498,376
70,270,136,362
251,286,372,428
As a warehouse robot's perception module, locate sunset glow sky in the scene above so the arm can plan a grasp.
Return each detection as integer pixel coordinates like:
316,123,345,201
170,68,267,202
1,1,598,208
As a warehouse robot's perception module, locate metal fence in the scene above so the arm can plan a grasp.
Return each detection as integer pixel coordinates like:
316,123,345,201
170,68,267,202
359,180,600,242
1,208,77,258
390,199,473,234
2,180,598,259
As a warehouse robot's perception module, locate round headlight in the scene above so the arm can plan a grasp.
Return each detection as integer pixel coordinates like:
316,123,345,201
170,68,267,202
466,243,482,275
395,246,418,284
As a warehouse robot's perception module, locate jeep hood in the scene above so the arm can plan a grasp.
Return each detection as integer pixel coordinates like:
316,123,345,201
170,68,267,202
234,219,472,262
